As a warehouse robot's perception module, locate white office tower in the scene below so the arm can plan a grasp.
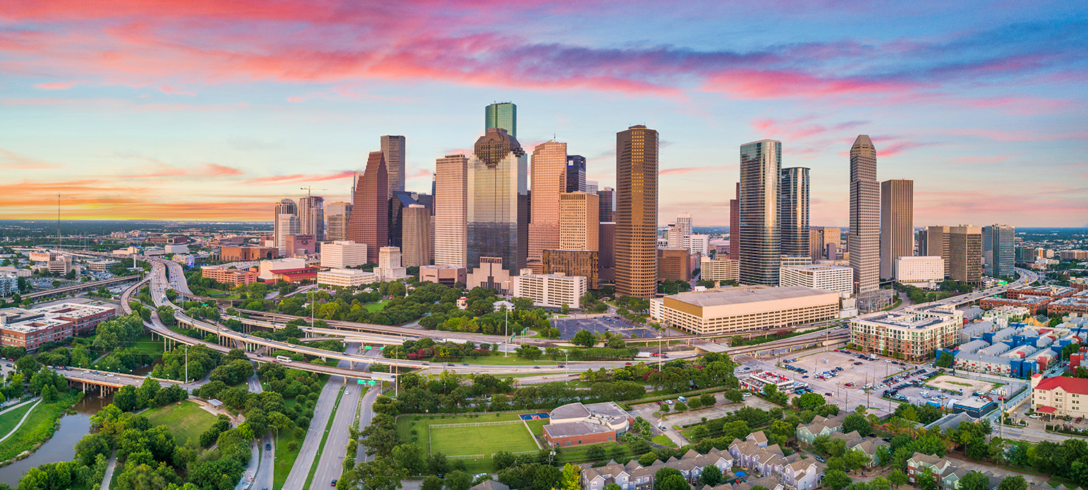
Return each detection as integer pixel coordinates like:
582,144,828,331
689,234,709,256
275,214,299,256
676,213,692,250
321,241,368,269
377,246,408,281
779,264,854,296
434,154,468,267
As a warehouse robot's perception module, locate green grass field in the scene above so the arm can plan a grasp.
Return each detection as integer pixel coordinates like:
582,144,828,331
127,332,166,356
397,413,538,473
525,419,548,436
457,354,557,366
363,300,388,312
0,401,38,439
142,401,218,446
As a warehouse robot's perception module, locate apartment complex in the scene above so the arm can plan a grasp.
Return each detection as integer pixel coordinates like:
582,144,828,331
201,266,258,285
849,305,963,361
1031,375,1088,419
657,286,839,336
779,264,853,296
0,303,117,351
511,271,587,309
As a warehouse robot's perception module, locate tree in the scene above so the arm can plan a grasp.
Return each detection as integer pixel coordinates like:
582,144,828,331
724,390,744,403
793,392,826,410
445,470,473,490
572,330,597,348
959,472,989,490
561,303,570,314
843,413,871,436
870,477,891,490
997,476,1027,490
823,470,852,490
561,463,581,490
587,445,606,461
427,453,449,475
888,469,908,488
936,352,954,368
700,393,715,407
700,464,722,486
422,476,444,490
393,444,427,475
604,484,622,490
658,474,691,490
917,467,937,490
75,433,110,467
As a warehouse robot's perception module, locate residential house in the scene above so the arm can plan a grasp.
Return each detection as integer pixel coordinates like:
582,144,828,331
795,414,846,445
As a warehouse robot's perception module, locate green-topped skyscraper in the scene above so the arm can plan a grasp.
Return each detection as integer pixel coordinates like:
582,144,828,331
485,102,517,138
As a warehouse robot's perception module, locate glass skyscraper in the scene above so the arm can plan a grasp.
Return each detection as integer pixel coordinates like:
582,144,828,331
467,128,527,272
485,102,517,138
850,135,880,297
779,167,810,260
739,140,782,286
983,224,1015,279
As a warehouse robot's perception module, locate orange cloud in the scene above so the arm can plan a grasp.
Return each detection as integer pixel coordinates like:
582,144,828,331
0,148,64,170
33,81,76,90
244,170,356,184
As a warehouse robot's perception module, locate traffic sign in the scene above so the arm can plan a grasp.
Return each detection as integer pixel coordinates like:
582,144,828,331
358,379,366,384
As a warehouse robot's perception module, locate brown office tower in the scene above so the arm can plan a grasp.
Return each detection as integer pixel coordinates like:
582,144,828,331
598,187,614,223
616,125,659,298
729,182,740,260
402,204,431,267
949,225,983,284
528,141,567,272
879,179,914,279
599,222,616,284
810,227,824,261
927,225,951,277
657,248,692,282
559,192,599,251
347,151,388,263
543,249,599,289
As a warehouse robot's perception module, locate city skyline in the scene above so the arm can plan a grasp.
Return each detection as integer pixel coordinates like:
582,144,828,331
0,2,1085,227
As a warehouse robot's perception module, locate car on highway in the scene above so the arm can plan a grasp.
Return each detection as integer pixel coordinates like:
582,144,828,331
266,443,271,450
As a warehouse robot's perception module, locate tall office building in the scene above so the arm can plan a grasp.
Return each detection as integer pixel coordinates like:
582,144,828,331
615,125,659,298
810,227,824,261
528,141,567,271
598,187,614,223
739,140,782,286
599,222,616,283
325,202,352,242
983,224,1016,279
824,228,841,258
950,225,983,284
298,195,325,241
485,102,517,138
585,181,598,194
388,191,421,249
676,213,693,250
666,224,682,249
566,155,586,193
434,154,468,267
849,135,880,297
276,213,300,256
926,225,951,277
467,128,527,272
879,179,914,279
273,198,298,257
729,182,740,260
347,152,388,263
402,204,431,267
380,135,406,198
559,191,599,251
779,167,810,259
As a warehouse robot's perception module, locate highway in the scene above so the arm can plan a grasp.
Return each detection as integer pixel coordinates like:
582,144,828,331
311,344,371,488
925,267,1038,307
282,368,343,489
25,275,140,300
247,374,274,490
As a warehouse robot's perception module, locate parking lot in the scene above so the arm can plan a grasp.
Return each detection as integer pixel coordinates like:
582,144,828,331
552,316,658,340
884,372,1019,409
630,392,781,446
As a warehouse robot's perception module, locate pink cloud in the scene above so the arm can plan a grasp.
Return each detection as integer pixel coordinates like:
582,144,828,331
0,148,64,170
948,129,1088,142
33,81,76,90
244,171,356,185
704,69,919,99
659,166,735,176
198,162,244,177
159,84,195,96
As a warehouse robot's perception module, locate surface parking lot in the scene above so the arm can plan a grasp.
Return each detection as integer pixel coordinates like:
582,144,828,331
552,316,658,340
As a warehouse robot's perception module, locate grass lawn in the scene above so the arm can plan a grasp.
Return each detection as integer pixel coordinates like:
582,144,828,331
651,434,677,448
0,391,82,462
0,401,38,439
397,413,537,474
526,419,548,436
142,401,218,446
363,300,388,312
127,332,166,356
459,354,556,366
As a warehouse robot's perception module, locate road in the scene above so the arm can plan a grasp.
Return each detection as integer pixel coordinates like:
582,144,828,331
355,387,380,466
248,374,274,490
312,344,369,488
282,367,344,489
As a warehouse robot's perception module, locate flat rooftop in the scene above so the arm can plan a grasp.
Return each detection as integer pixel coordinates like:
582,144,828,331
665,285,836,307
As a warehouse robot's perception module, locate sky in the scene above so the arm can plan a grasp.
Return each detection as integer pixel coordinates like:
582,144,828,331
0,0,1086,228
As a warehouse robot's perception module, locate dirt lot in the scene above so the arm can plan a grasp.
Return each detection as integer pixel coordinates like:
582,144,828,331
928,375,995,394
630,392,778,427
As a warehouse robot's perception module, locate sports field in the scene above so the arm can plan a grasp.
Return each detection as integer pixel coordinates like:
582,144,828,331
429,421,538,456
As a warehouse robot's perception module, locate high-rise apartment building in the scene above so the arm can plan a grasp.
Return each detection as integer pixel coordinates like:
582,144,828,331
598,187,614,223
849,135,880,298
528,141,567,271
566,155,586,193
689,234,709,256
559,191,599,251
380,135,406,198
467,128,527,272
880,179,914,279
729,182,740,260
950,225,983,284
926,225,951,277
347,152,388,264
299,195,325,241
739,140,782,286
780,167,810,259
402,204,431,267
615,125,659,298
983,224,1016,279
325,202,352,242
485,102,517,138
273,198,298,257
434,154,468,267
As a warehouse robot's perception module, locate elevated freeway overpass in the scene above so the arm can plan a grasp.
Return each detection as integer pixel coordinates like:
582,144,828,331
25,275,140,300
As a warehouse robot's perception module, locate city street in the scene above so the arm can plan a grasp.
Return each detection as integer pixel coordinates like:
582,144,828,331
282,367,342,489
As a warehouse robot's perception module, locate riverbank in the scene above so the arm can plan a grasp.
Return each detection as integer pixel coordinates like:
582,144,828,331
0,391,83,465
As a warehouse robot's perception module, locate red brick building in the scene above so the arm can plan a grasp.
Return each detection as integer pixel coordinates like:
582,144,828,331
542,402,633,448
0,303,117,351
220,246,278,261
201,267,259,286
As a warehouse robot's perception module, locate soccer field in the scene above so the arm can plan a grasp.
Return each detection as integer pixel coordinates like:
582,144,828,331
429,421,539,456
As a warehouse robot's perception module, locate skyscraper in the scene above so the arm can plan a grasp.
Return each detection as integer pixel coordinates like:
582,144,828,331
779,167,810,259
485,102,517,138
276,213,300,256
729,183,740,260
402,204,431,267
950,225,983,284
298,195,325,241
879,179,914,279
615,125,658,299
810,227,824,261
739,140,782,286
676,213,693,250
380,135,406,198
528,141,567,271
983,224,1015,278
598,187,614,223
347,152,388,264
566,155,586,193
273,198,298,257
559,191,599,251
467,128,527,272
325,202,352,242
434,154,468,267
849,135,880,298
926,225,951,277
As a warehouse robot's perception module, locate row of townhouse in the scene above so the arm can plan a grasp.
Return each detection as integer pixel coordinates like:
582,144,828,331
907,452,1005,490
581,448,735,490
728,432,823,490
795,414,846,445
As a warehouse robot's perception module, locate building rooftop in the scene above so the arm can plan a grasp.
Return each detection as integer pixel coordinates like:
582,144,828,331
665,285,836,307
542,421,614,438
1035,376,1088,395
780,264,852,273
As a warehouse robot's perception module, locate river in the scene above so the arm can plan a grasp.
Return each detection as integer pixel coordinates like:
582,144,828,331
0,393,112,487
